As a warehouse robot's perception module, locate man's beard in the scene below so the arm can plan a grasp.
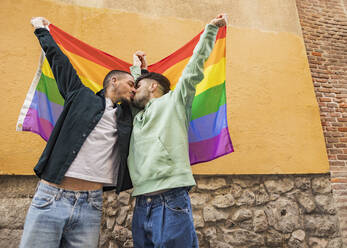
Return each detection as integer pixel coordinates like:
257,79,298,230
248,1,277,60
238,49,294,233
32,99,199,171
118,96,131,105
133,90,150,109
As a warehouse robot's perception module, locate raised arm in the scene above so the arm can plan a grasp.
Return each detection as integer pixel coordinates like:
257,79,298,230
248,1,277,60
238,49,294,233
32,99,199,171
130,51,149,80
129,51,149,115
31,17,84,100
173,14,227,118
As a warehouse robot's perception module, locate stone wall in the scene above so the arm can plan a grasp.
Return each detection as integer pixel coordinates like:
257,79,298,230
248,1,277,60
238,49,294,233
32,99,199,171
295,0,347,245
0,176,38,248
100,175,342,248
1,174,342,247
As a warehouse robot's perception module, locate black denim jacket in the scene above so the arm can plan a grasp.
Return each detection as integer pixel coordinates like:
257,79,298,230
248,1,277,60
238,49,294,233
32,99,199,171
33,28,132,193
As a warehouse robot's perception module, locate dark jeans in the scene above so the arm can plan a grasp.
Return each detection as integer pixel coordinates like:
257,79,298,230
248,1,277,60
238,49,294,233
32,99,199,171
132,187,198,248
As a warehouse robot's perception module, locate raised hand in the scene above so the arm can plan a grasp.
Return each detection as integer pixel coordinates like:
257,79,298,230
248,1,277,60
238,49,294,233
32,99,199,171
31,17,50,30
133,51,148,70
209,14,227,27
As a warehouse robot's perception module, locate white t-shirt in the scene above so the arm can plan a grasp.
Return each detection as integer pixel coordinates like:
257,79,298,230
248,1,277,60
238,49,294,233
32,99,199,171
65,98,119,185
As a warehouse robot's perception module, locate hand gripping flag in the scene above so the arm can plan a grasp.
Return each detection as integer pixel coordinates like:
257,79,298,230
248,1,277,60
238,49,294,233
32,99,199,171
17,24,233,165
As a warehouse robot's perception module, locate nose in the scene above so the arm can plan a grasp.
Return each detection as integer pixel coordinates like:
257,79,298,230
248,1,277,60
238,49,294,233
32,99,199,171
131,87,136,96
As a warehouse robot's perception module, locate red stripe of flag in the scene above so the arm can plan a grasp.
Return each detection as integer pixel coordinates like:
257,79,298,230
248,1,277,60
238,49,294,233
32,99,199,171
149,27,226,74
49,24,131,71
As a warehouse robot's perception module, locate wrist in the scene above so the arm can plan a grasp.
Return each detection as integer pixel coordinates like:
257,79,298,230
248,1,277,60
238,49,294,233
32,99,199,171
206,23,219,31
31,18,49,30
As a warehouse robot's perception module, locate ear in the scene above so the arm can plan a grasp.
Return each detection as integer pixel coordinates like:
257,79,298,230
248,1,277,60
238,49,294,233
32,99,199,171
149,82,158,93
110,76,117,86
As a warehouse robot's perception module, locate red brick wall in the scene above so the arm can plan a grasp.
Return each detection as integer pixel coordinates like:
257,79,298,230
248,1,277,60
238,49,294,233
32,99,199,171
296,0,347,243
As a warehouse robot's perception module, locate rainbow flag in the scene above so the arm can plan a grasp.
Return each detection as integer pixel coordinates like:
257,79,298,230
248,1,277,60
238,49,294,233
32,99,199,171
17,24,233,165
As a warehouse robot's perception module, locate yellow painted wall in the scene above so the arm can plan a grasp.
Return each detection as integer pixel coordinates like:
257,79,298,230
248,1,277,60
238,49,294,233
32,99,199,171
0,0,329,174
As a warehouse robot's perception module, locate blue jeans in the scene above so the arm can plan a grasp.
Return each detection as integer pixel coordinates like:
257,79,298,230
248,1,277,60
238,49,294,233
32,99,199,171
132,187,198,248
20,182,103,248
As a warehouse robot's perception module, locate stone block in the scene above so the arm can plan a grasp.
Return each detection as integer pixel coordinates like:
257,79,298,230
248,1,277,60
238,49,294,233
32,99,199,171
327,238,343,248
203,206,228,222
209,239,233,248
112,225,132,242
254,184,270,205
295,177,312,191
253,209,268,232
265,198,300,233
190,193,209,209
0,198,31,229
197,177,226,190
223,228,264,246
308,237,328,248
193,214,204,228
118,192,130,205
264,178,294,195
236,189,255,206
266,228,283,247
296,192,316,213
288,229,306,248
315,194,336,215
232,208,252,222
312,176,332,194
0,229,23,248
116,206,130,225
230,183,242,198
203,226,217,240
304,215,339,237
0,176,38,198
232,176,261,188
212,194,235,208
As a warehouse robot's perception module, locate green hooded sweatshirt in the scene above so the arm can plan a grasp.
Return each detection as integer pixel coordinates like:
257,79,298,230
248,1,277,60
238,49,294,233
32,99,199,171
128,24,219,196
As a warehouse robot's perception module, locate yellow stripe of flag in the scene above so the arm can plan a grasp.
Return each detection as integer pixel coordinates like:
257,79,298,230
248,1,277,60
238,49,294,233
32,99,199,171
196,58,225,96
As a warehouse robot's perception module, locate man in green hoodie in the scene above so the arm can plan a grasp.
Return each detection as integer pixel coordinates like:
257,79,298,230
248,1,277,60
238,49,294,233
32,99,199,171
128,14,227,248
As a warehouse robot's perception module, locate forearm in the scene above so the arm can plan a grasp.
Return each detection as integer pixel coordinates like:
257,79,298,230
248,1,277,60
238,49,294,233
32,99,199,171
174,24,219,104
130,65,149,80
34,28,83,99
192,24,219,58
130,65,141,80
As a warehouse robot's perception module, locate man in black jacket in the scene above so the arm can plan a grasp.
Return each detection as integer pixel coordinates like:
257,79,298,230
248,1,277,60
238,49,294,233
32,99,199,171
20,17,135,248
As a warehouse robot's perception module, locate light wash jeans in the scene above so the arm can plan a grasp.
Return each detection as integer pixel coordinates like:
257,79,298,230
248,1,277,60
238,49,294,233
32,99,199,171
20,182,103,248
132,187,198,248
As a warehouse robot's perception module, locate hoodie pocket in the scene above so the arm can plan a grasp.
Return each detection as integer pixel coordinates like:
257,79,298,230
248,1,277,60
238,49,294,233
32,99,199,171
132,137,173,183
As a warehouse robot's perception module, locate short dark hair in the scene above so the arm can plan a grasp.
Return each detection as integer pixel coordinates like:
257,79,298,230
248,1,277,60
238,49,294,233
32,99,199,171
103,70,132,88
135,72,171,94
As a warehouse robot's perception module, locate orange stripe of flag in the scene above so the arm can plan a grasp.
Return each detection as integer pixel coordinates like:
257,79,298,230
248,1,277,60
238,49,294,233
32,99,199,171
58,45,109,87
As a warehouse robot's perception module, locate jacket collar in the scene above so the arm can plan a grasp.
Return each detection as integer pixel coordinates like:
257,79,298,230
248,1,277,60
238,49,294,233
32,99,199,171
96,88,118,109
96,88,105,97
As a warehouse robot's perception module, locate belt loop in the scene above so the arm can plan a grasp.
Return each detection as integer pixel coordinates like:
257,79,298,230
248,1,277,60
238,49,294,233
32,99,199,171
55,188,63,201
34,181,40,194
160,193,165,206
87,190,91,202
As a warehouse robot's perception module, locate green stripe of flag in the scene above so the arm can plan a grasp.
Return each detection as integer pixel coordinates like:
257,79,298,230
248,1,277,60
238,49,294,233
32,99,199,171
36,73,65,106
191,82,226,120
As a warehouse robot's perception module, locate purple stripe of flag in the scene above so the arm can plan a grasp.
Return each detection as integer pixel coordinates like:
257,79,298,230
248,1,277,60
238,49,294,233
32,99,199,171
22,108,54,141
189,127,233,165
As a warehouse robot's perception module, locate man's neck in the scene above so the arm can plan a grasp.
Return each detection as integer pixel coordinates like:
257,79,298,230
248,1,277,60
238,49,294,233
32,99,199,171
105,89,117,104
151,91,163,99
